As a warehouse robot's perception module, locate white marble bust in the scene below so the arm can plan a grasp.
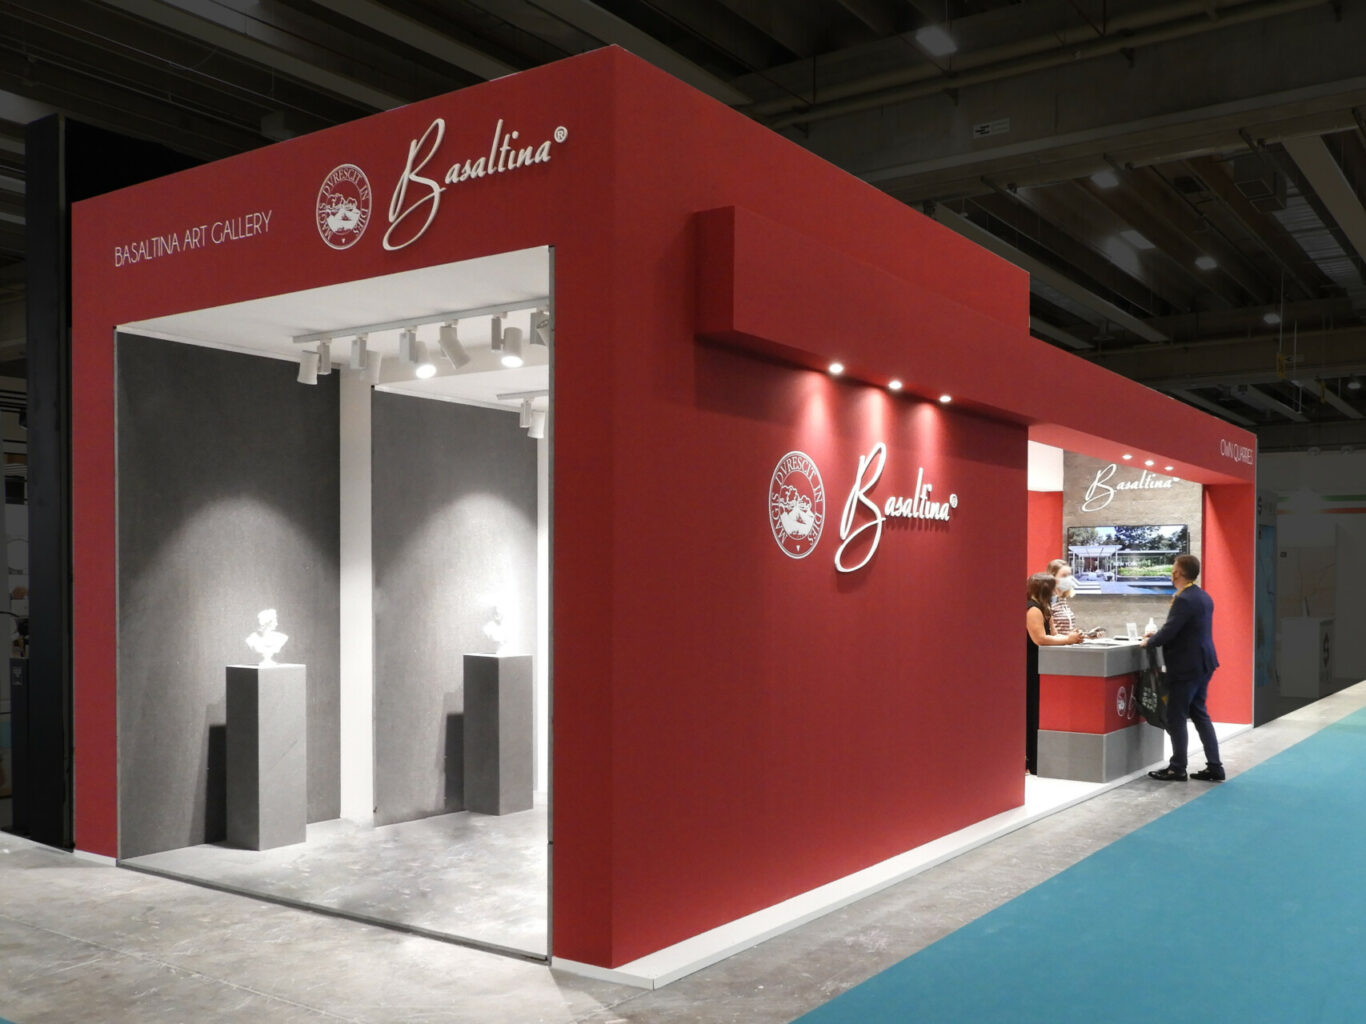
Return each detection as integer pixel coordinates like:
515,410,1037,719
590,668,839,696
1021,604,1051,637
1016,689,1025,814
246,608,289,667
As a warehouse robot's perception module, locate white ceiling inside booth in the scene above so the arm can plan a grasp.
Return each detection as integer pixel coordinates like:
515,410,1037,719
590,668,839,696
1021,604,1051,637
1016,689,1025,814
121,247,551,411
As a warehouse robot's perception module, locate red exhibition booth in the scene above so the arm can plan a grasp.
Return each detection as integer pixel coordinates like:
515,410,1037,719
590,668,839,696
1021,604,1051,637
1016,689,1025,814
70,47,1255,977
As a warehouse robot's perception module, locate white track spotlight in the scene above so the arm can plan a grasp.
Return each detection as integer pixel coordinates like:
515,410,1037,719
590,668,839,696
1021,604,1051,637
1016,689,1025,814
297,350,320,385
519,399,533,428
366,352,384,385
437,321,471,368
528,409,547,439
349,334,367,370
490,314,504,351
501,326,525,368
316,340,332,375
414,341,437,380
531,308,551,346
399,327,417,364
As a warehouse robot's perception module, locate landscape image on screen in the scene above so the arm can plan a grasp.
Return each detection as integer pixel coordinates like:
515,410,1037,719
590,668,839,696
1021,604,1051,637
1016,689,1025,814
1064,524,1190,595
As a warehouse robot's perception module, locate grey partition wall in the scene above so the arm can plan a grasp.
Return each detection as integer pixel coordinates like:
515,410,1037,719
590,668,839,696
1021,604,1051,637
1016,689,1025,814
117,334,340,859
372,393,537,827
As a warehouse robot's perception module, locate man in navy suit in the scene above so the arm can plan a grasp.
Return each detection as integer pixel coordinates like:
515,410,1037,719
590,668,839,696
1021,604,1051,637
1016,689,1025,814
1140,554,1225,782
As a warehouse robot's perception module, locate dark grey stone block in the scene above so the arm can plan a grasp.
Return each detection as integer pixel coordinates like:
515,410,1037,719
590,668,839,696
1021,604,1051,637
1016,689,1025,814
226,664,307,850
1038,723,1165,783
463,655,533,815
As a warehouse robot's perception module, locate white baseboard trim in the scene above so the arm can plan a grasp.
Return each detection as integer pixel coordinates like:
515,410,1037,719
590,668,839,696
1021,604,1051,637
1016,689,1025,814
553,722,1250,990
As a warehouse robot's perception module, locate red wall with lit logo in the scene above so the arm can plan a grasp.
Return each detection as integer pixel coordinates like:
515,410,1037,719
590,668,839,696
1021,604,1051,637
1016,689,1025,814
70,48,1255,969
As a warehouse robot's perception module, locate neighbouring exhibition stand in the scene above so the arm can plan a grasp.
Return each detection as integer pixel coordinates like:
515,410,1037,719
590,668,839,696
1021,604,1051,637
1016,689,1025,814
68,48,1257,983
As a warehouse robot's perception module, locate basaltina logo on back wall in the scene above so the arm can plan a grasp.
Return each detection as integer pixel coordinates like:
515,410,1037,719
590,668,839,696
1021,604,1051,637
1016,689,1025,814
316,163,373,250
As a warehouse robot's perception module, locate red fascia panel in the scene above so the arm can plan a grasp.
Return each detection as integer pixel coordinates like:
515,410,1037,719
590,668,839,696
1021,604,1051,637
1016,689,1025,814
1039,672,1140,734
1027,491,1064,577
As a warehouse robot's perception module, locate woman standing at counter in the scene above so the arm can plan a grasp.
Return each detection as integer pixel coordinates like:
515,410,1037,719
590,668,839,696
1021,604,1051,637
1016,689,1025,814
1026,572,1083,775
1047,559,1079,635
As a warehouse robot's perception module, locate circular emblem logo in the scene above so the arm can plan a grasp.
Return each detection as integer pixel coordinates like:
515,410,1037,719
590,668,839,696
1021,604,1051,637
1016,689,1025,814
769,451,825,559
316,164,372,250
1116,686,1127,716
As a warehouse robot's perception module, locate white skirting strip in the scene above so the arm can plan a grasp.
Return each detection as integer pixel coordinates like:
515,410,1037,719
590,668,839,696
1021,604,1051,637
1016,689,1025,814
553,721,1252,990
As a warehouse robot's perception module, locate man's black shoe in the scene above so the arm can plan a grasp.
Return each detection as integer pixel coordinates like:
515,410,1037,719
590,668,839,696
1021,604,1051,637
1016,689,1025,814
1190,767,1225,782
1148,767,1187,781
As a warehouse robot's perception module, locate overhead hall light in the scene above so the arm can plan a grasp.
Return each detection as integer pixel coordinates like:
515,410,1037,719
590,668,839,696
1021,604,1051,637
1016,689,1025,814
437,321,471,368
828,362,844,375
349,334,367,370
888,379,903,391
1195,255,1218,271
399,328,417,364
914,25,957,56
528,409,547,439
1264,312,1282,325
1350,377,1363,391
1091,170,1120,189
316,340,331,375
297,350,319,385
490,315,504,352
531,308,551,346
501,326,525,368
1118,229,1154,250
414,341,437,380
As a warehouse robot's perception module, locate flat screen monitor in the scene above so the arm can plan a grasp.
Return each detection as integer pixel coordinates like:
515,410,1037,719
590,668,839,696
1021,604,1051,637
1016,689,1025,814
1064,524,1190,596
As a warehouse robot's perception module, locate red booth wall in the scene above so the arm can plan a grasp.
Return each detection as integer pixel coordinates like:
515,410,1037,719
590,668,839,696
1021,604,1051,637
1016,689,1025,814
70,48,1256,970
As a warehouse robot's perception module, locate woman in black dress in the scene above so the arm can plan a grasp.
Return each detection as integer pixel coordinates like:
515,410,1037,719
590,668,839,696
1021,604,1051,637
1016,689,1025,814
1026,572,1083,774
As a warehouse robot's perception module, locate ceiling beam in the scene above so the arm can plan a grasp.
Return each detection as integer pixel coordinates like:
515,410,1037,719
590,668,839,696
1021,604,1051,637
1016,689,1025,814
98,0,410,110
834,0,903,37
1168,387,1257,427
1258,417,1366,451
1087,328,1366,388
1282,133,1366,265
1030,316,1091,350
930,202,1169,342
1294,379,1366,419
313,0,516,81
524,0,751,105
1232,383,1309,422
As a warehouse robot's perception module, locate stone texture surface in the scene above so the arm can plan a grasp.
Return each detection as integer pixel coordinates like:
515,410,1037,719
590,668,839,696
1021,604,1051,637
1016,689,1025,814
4,684,1363,1023
371,393,537,828
116,334,341,858
226,665,308,850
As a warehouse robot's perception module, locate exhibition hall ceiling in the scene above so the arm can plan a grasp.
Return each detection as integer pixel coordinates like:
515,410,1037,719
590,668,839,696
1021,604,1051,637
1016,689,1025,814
123,248,551,410
5,0,1366,449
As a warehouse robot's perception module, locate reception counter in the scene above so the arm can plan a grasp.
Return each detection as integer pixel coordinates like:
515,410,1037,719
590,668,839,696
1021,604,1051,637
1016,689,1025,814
1037,639,1164,782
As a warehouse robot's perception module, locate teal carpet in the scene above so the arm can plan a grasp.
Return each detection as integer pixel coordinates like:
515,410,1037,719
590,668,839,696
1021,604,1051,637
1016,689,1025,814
797,708,1366,1024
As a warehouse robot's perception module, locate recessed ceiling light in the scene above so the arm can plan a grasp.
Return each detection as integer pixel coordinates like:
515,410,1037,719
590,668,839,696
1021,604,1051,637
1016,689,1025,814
1164,465,1173,471
1119,229,1154,250
1091,170,1120,189
938,394,952,404
1121,453,1133,460
1264,312,1282,325
1195,255,1218,271
1144,459,1154,466
888,379,903,391
914,25,957,56
828,362,844,375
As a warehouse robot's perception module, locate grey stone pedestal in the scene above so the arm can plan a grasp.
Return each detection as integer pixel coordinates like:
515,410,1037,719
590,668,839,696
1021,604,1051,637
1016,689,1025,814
226,664,307,850
463,654,533,815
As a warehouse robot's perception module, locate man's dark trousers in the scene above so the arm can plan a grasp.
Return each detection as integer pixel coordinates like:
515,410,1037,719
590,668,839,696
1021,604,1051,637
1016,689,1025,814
1166,671,1220,773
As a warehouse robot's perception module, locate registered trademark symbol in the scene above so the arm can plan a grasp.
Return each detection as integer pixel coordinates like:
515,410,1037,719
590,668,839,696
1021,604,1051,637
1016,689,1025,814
949,494,958,508
554,126,568,143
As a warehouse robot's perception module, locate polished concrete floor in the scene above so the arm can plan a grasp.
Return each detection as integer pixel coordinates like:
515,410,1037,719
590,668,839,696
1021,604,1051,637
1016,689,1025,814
3,685,1364,1024
123,801,548,956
